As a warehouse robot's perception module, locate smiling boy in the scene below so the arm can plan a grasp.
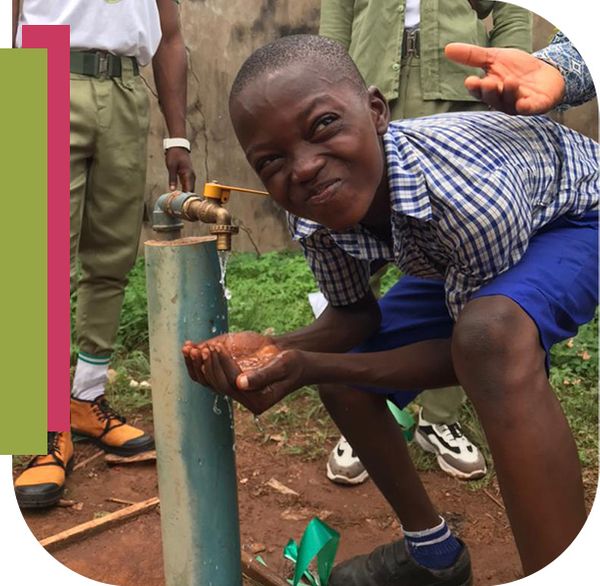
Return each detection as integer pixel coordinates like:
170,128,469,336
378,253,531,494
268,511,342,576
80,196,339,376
183,35,598,584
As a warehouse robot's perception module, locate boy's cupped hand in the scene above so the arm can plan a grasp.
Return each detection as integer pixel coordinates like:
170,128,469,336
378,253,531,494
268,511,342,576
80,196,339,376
182,332,307,415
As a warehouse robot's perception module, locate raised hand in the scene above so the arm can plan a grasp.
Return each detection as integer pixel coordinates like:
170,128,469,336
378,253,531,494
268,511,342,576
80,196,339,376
444,43,566,115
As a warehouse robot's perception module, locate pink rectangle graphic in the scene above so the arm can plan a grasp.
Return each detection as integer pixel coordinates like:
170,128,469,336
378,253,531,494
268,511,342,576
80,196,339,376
23,25,71,431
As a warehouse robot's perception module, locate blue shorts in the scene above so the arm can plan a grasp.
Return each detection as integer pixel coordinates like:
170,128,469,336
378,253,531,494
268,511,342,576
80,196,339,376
352,211,599,409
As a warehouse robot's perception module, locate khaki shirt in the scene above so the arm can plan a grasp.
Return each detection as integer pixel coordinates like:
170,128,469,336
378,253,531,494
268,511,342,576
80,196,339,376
319,0,532,102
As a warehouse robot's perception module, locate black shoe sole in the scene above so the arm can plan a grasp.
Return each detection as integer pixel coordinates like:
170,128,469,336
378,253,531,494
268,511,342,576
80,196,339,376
73,433,155,457
15,458,74,509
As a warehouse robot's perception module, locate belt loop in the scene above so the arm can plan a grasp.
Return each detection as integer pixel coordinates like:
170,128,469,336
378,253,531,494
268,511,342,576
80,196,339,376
121,57,134,87
96,51,109,78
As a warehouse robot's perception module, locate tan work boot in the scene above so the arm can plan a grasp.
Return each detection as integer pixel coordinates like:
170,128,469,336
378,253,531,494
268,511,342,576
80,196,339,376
14,431,74,509
71,395,154,456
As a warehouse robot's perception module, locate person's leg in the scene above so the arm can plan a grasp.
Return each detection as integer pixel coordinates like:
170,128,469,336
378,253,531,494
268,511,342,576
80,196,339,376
452,296,586,574
321,384,439,530
325,278,472,585
416,387,464,422
71,63,153,455
452,213,598,574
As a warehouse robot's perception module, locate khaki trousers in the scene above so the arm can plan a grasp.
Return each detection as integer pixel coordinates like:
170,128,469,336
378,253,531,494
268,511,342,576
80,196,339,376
70,61,149,357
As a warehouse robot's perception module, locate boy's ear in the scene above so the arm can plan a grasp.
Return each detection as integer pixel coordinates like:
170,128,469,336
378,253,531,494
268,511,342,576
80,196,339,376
367,86,390,135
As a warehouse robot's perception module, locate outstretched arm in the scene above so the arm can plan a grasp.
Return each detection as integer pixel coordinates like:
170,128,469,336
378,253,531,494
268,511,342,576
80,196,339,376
153,0,195,191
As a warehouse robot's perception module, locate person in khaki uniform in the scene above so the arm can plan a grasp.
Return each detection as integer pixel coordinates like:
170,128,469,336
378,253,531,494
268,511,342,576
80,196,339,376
317,0,531,484
12,0,195,508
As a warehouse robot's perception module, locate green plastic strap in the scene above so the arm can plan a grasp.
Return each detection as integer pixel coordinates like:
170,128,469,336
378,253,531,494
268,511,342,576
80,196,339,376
386,401,416,441
284,518,340,585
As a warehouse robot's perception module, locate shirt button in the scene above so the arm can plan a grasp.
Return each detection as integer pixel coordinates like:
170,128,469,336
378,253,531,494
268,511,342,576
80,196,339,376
392,63,400,71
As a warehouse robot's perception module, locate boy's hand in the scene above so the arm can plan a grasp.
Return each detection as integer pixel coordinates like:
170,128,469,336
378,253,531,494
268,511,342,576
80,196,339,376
183,331,276,378
444,43,566,115
182,332,295,414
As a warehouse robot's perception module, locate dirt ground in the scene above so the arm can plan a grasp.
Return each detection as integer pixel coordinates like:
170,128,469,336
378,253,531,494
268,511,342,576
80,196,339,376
14,407,598,586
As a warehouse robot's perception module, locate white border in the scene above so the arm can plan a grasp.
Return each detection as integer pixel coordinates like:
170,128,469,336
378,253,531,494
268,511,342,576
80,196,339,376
0,0,597,584
0,0,12,48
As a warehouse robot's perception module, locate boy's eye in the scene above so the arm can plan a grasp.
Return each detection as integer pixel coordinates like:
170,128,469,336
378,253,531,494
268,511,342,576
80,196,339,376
313,114,339,133
255,155,282,174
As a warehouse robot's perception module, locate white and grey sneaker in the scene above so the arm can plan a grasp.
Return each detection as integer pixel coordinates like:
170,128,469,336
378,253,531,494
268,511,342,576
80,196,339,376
414,409,487,480
326,436,369,486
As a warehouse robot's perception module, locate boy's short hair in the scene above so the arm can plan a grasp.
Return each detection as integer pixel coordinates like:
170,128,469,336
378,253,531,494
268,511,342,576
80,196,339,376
229,34,368,104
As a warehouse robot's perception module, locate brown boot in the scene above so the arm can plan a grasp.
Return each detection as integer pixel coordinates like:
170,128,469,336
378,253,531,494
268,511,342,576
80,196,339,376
14,431,74,509
71,395,154,456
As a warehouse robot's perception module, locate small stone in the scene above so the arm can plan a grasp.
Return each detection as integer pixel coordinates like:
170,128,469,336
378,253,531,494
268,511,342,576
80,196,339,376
250,543,266,555
129,380,140,389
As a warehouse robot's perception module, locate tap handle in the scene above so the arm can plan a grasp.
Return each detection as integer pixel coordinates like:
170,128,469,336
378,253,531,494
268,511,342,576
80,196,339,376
203,181,268,204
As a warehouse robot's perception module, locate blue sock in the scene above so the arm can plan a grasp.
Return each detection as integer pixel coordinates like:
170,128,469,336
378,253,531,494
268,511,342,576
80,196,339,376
403,517,463,570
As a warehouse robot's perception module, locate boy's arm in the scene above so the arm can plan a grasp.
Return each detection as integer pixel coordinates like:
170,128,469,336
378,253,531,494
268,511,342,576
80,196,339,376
193,334,457,416
487,1,532,52
276,293,380,353
182,293,383,414
319,0,353,49
153,0,195,192
12,0,20,46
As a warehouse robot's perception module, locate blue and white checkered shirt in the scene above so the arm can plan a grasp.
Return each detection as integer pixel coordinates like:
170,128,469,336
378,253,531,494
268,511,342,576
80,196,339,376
288,112,598,319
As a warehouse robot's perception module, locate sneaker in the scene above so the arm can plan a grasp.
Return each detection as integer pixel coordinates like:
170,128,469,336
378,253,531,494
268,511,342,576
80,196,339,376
14,431,74,509
326,436,369,485
414,409,486,480
71,395,154,457
329,538,472,586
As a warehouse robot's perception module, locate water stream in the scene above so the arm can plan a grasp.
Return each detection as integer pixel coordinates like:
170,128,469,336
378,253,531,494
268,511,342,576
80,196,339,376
217,250,232,300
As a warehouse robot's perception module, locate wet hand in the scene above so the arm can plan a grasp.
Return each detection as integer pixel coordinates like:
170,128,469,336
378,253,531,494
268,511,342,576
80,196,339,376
182,332,288,414
444,43,566,115
165,147,196,192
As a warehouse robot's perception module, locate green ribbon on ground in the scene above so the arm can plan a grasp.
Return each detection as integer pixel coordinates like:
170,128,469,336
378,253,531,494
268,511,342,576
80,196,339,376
284,517,340,585
386,400,416,441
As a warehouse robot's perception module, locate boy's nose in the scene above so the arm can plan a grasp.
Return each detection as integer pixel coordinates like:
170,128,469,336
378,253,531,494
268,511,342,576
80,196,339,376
290,151,325,184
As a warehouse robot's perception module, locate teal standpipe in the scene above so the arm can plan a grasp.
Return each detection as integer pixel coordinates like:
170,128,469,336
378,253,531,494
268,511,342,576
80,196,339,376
145,235,242,586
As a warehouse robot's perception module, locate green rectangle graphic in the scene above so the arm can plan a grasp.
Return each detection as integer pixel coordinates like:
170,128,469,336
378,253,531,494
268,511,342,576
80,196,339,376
0,49,47,455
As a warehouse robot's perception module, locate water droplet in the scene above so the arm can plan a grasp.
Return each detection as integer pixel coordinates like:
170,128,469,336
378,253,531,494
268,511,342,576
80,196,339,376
212,394,222,415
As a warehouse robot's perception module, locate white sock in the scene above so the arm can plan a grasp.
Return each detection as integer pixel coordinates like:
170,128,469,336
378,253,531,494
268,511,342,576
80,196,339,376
71,353,110,401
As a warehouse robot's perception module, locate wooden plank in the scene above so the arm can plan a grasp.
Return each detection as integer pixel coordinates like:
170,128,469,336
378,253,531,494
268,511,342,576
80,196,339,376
41,495,289,586
106,497,137,506
73,450,104,471
40,497,160,551
104,450,157,465
241,550,289,586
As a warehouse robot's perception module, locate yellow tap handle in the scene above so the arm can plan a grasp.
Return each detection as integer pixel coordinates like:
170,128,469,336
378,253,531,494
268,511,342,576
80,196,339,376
203,181,268,204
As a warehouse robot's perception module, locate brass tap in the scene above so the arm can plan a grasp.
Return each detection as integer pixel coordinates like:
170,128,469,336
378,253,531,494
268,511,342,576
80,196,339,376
153,182,268,251
181,197,239,251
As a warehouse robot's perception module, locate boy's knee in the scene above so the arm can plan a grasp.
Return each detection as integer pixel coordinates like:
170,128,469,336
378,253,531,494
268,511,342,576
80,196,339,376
452,296,541,368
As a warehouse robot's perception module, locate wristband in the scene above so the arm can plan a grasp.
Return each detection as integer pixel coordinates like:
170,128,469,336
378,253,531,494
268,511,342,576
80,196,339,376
163,138,191,152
